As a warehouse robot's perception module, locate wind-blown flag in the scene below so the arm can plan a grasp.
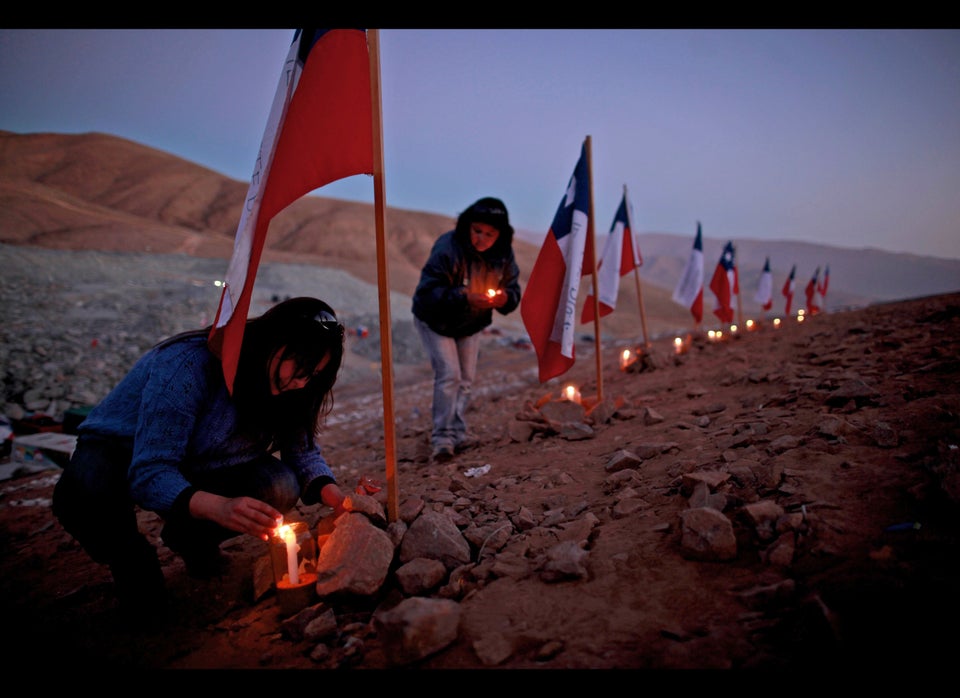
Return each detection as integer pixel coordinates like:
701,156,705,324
208,29,374,393
580,188,641,323
709,240,737,324
754,257,773,311
805,266,821,315
817,264,830,309
521,142,591,383
782,264,796,316
671,222,704,324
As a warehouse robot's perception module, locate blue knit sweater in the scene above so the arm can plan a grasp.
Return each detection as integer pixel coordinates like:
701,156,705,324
78,335,337,516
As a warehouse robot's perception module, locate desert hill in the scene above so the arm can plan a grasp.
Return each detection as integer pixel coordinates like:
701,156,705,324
2,129,958,341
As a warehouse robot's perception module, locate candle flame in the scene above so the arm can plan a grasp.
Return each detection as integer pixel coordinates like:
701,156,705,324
275,523,293,538
486,288,497,297
561,384,581,404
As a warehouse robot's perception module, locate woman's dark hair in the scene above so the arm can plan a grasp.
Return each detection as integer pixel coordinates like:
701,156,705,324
231,297,345,439
455,197,515,253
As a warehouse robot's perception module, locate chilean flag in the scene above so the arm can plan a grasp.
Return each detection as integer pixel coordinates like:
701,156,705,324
672,222,704,324
580,188,641,324
805,266,821,315
208,29,374,393
817,264,830,308
521,142,591,383
754,257,773,311
782,264,796,316
709,240,737,324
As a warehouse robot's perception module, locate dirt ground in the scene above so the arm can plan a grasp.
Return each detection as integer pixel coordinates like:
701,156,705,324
2,293,960,677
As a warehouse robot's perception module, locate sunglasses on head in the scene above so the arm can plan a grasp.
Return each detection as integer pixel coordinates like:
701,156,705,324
473,205,505,216
313,310,344,336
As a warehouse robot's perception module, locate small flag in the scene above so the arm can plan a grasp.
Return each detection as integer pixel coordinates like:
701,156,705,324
580,188,641,324
754,257,773,311
709,240,737,324
782,264,796,316
805,266,821,315
671,222,704,324
817,264,830,308
520,142,591,383
208,29,374,393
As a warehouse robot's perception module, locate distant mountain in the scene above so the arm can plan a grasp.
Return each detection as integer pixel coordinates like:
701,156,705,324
3,129,958,341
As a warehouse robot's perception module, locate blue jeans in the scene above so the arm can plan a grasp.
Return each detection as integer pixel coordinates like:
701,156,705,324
414,316,481,449
53,435,301,566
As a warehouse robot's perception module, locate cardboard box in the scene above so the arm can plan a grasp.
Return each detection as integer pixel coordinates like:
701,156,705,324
12,432,77,468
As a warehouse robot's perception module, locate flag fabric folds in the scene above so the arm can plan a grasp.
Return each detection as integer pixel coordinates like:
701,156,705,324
709,240,737,324
805,266,821,315
782,264,796,316
817,264,830,309
671,222,704,324
580,189,641,324
754,257,773,311
208,29,374,393
521,142,591,383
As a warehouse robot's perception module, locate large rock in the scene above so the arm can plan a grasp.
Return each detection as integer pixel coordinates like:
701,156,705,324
399,509,472,570
315,512,395,597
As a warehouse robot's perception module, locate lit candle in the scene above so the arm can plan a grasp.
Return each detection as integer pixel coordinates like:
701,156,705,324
562,384,581,404
486,288,498,297
619,349,634,370
674,337,683,354
281,524,299,585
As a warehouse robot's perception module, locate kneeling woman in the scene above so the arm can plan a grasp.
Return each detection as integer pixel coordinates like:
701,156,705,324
53,297,349,623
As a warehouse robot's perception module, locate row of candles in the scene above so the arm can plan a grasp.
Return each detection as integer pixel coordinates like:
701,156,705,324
556,309,810,405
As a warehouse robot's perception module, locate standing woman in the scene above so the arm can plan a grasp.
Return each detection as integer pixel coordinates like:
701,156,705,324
412,197,522,462
52,297,349,624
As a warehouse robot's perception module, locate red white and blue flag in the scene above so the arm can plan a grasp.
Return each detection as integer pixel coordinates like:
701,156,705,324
782,264,796,316
709,240,738,324
805,266,821,315
817,264,830,308
521,142,591,383
208,29,374,393
754,257,773,311
672,222,704,324
580,187,641,324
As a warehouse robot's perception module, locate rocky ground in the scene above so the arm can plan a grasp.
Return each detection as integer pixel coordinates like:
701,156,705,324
2,245,959,677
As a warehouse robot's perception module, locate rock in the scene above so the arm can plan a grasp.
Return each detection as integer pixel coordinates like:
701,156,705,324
374,597,462,667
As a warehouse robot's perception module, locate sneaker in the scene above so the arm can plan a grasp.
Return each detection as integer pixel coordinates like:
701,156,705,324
454,436,481,454
431,445,454,463
110,547,168,628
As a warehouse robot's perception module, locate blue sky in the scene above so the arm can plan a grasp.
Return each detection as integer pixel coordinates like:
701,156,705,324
1,28,959,260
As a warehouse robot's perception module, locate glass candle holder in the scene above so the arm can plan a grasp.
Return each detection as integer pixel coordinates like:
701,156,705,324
269,521,317,615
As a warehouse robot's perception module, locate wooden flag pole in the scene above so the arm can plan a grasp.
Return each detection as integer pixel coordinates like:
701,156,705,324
623,185,650,348
632,268,650,348
584,136,603,403
733,243,744,330
367,30,399,523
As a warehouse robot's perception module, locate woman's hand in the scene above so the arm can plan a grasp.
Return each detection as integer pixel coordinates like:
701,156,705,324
189,491,282,541
466,290,503,309
320,482,349,517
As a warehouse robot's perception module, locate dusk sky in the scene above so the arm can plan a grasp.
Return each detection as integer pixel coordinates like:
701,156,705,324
1,28,958,260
